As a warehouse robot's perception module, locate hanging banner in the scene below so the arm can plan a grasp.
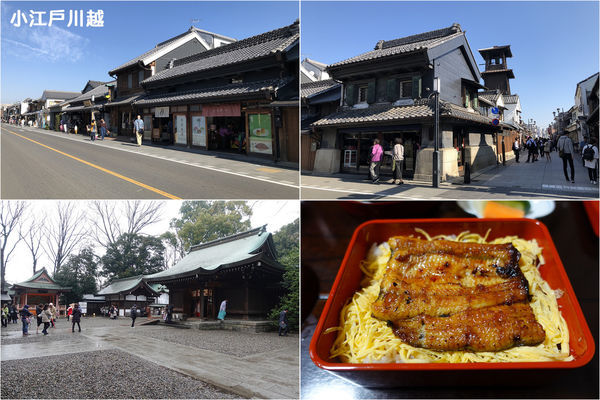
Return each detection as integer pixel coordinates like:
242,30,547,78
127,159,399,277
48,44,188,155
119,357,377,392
248,113,272,154
192,115,207,147
202,103,241,117
155,107,169,118
175,115,187,144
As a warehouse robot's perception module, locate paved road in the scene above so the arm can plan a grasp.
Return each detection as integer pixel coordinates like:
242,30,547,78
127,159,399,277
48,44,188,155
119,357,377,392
302,151,599,199
1,124,299,199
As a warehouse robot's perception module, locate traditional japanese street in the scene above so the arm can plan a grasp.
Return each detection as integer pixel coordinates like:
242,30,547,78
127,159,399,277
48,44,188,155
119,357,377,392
1,124,299,199
1,316,299,399
301,153,599,199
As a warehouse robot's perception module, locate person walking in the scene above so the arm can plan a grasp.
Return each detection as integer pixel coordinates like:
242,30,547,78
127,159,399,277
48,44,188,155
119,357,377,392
370,139,383,184
557,132,576,183
278,309,289,336
512,138,521,163
11,304,18,324
67,305,73,321
1,304,9,327
41,304,51,335
49,302,56,328
19,305,32,336
71,303,82,333
525,136,535,163
130,304,137,328
99,119,107,140
582,138,599,184
35,304,43,334
392,138,405,184
217,300,227,321
167,305,173,323
544,139,552,162
133,115,144,147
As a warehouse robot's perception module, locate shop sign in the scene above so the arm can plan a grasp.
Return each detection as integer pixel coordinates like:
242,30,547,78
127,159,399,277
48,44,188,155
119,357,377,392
155,106,169,118
248,113,272,155
202,103,241,117
175,115,187,144
192,116,207,147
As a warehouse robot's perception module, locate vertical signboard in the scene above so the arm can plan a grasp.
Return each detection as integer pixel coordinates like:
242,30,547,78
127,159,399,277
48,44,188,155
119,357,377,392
192,116,207,147
175,115,187,145
143,115,152,140
248,113,272,155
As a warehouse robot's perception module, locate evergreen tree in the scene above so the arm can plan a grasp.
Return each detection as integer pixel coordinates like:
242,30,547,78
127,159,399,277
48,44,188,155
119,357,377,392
100,233,166,281
54,246,99,305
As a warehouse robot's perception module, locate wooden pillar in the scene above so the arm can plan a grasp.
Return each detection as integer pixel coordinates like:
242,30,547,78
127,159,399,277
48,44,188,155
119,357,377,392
244,281,249,321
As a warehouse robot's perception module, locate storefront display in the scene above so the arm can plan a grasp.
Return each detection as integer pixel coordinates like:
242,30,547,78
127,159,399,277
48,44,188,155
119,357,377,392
248,113,273,155
175,114,187,145
192,116,207,147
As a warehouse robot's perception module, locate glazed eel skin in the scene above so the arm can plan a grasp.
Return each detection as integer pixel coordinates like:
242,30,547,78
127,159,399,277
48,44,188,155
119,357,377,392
371,236,546,352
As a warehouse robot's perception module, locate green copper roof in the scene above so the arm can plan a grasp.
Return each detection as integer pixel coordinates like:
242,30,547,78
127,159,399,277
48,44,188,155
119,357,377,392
146,226,276,281
97,275,158,296
12,268,71,292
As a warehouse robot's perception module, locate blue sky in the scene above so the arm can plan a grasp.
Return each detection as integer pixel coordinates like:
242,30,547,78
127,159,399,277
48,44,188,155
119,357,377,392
1,1,298,103
302,1,599,129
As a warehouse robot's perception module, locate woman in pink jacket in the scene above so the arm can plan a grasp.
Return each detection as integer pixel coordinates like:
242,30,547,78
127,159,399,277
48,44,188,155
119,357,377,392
370,139,383,184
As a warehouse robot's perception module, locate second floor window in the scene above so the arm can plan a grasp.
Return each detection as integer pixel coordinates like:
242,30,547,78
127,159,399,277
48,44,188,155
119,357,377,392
138,70,145,86
357,85,368,103
400,80,413,98
128,73,132,89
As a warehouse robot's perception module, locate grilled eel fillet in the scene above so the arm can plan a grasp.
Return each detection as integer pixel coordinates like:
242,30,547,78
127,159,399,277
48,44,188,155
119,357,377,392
372,237,528,320
371,237,546,351
392,303,546,352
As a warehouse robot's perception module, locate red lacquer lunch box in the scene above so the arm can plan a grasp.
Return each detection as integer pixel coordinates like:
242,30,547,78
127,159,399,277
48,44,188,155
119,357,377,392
309,218,595,387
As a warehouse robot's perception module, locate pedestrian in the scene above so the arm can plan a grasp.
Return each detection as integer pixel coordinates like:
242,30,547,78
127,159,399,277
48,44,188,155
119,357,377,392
512,138,521,163
11,304,18,323
544,139,552,162
392,138,405,184
278,309,289,336
1,304,8,327
133,115,144,147
167,305,173,323
35,303,43,334
40,304,51,335
49,302,56,328
71,303,82,333
557,132,576,183
67,304,73,321
111,305,118,320
217,300,227,321
370,138,383,184
525,136,535,163
582,138,599,184
538,138,544,159
99,119,107,140
19,305,32,336
130,304,137,328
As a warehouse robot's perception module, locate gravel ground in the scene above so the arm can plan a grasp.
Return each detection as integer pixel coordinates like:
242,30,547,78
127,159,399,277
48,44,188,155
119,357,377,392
137,326,298,357
1,349,242,399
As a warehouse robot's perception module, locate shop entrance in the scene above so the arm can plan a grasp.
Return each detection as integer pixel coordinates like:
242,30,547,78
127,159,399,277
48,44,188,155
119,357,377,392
152,115,173,144
341,131,420,178
206,115,246,153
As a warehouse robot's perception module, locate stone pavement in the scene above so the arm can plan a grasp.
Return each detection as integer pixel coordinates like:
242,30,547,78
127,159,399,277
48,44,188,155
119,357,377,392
301,150,599,199
1,322,299,399
6,125,299,188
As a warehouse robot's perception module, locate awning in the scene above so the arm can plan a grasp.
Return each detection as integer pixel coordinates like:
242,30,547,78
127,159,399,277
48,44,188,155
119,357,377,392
63,105,103,113
104,95,142,107
1,293,12,301
268,100,299,107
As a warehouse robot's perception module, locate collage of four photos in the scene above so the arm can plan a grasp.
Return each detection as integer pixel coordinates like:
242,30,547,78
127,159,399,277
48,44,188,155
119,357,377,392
1,1,599,399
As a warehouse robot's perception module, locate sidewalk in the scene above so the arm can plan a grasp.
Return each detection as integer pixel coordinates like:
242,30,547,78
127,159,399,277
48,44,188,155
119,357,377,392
301,151,598,199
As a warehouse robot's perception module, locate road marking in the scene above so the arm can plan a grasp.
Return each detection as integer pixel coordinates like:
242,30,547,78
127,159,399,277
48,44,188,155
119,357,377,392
4,128,182,199
5,125,300,189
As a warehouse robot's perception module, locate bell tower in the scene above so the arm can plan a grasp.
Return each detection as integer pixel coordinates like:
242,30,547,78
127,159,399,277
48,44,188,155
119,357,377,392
478,45,515,95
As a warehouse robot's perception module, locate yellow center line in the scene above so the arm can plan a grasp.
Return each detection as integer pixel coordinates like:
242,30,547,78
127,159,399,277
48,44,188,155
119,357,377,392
4,128,181,199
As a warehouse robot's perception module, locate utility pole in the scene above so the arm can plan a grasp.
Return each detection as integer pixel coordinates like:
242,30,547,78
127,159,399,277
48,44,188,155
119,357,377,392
432,77,440,188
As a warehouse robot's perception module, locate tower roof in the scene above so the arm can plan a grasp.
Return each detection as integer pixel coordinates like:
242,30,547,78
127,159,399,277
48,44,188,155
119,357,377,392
478,45,513,58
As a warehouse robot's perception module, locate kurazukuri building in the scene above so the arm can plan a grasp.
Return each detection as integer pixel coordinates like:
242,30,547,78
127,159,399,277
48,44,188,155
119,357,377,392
311,24,503,180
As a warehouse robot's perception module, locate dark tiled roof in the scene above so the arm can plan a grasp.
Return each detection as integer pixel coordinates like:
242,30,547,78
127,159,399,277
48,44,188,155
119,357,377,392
41,90,80,101
478,45,512,58
97,275,159,296
66,81,115,103
142,22,299,85
105,94,143,107
503,94,520,104
329,24,463,68
313,98,496,127
302,58,328,70
86,81,105,89
108,27,233,75
134,78,289,106
301,79,340,99
479,90,501,103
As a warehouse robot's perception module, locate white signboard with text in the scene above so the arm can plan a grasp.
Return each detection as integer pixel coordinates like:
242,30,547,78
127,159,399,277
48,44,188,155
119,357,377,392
155,107,169,118
175,115,187,145
191,116,207,147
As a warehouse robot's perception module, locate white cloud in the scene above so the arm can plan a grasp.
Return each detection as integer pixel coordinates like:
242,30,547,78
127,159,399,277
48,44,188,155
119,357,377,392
2,25,89,62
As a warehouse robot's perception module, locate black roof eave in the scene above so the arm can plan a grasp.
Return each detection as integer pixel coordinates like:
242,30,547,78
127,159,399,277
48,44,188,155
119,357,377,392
328,50,429,80
313,114,500,130
135,90,272,107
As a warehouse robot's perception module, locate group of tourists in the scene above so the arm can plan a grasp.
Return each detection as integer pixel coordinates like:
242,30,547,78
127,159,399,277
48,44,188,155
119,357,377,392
1,304,19,326
369,138,406,185
512,133,599,184
87,119,109,141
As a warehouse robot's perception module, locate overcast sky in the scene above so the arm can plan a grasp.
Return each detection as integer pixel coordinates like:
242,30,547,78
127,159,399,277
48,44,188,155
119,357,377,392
4,200,299,285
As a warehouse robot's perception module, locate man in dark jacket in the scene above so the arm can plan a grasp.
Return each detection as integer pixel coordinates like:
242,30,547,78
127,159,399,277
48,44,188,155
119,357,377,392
130,305,137,327
278,309,288,336
19,305,32,335
71,303,82,333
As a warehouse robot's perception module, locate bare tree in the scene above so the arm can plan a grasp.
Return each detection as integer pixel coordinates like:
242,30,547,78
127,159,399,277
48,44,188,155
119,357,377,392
90,201,163,248
0,201,27,293
44,202,88,276
20,213,45,275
